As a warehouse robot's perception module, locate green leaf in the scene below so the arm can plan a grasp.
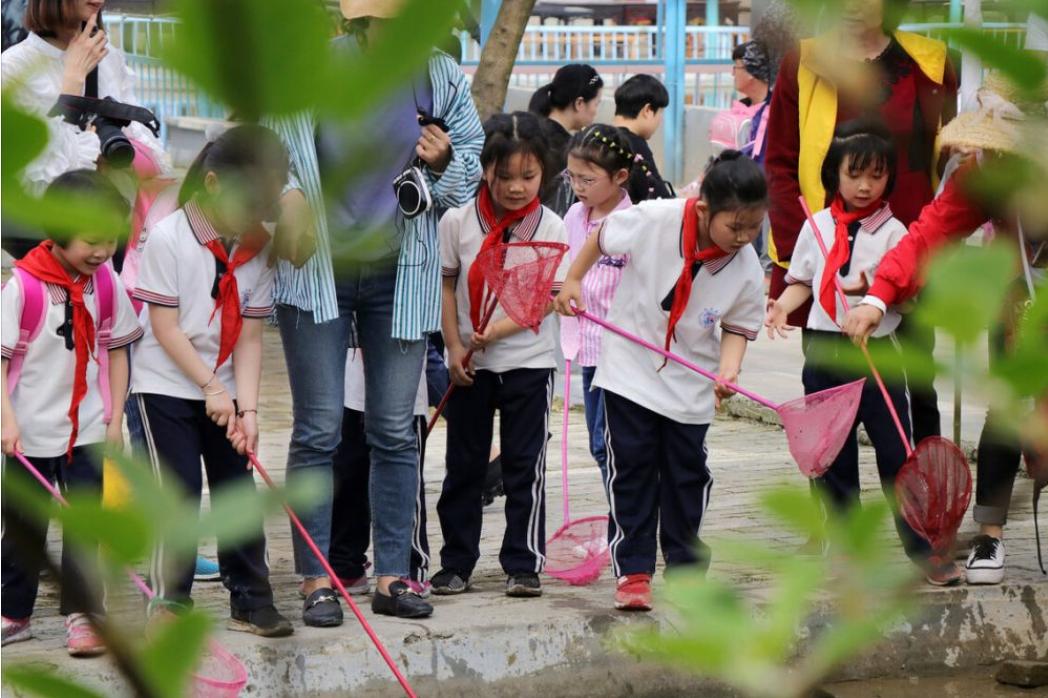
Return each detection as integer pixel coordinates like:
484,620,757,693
3,665,108,698
139,611,212,698
1,92,48,185
942,27,1048,92
52,494,152,564
759,487,828,540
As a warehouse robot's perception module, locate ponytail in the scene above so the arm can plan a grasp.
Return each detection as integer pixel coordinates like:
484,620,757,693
528,64,603,118
177,124,289,207
528,83,554,117
178,141,216,206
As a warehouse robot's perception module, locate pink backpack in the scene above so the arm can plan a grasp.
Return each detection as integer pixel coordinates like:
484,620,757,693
708,100,764,154
5,262,119,424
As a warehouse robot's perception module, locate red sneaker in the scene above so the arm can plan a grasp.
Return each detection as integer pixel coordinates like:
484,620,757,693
614,574,653,611
65,613,105,657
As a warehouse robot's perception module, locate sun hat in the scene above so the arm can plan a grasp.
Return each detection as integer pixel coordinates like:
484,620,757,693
340,0,404,20
939,73,1047,154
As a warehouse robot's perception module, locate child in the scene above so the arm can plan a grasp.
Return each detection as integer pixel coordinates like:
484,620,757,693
328,350,431,599
130,125,294,635
2,170,143,655
563,124,635,481
556,151,767,612
612,74,674,202
432,111,569,598
764,119,955,585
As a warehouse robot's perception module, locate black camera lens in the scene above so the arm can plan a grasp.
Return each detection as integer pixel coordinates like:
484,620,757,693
95,117,135,168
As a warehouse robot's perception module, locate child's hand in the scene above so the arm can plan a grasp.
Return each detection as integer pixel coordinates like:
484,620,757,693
205,383,237,432
2,414,22,456
714,368,739,410
554,280,584,316
229,412,258,459
470,325,498,351
842,304,884,345
764,298,796,340
104,420,124,453
447,344,474,387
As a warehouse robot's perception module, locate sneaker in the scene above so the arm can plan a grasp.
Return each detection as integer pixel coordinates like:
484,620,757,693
924,559,964,587
2,617,32,647
302,588,343,628
194,556,221,582
402,578,432,599
430,569,471,595
966,535,1005,585
506,573,542,597
615,574,653,612
371,580,433,619
228,605,294,638
65,613,106,657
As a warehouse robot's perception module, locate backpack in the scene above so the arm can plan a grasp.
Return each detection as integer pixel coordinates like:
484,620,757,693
708,99,770,159
4,262,119,424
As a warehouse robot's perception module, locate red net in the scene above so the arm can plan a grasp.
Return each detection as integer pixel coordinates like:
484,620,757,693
896,436,973,558
777,378,866,478
546,515,610,586
475,241,569,331
192,641,248,697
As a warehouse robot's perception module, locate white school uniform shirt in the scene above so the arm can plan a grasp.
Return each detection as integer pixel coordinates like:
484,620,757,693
593,198,765,425
784,204,906,337
1,269,143,457
131,201,276,401
439,199,570,373
344,350,428,416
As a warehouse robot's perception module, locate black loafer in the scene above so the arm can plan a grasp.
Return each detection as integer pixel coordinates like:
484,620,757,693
303,588,343,627
372,581,433,618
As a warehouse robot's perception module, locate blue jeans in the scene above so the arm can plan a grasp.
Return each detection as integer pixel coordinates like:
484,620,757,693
581,366,607,480
277,267,425,578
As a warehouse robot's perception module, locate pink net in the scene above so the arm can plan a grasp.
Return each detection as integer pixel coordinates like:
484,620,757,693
192,642,248,698
896,436,973,558
777,378,866,478
475,241,569,331
546,515,610,585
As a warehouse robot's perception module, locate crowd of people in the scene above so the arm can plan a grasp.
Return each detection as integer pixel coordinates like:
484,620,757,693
0,0,1044,661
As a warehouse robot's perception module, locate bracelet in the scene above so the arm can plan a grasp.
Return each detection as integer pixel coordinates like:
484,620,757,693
237,409,258,417
200,372,218,391
203,387,226,397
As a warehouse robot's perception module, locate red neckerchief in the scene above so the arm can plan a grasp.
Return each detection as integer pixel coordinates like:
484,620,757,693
202,221,269,370
821,194,881,322
664,198,729,355
15,242,96,459
467,184,540,330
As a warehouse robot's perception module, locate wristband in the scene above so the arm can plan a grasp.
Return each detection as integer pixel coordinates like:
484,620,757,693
237,409,258,418
203,387,226,397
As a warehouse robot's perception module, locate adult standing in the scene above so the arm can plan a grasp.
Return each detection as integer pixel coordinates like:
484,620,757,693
764,0,956,442
528,63,603,215
267,0,484,622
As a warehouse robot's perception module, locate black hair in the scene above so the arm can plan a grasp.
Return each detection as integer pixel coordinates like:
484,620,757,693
566,124,634,177
699,150,768,218
528,64,603,117
480,111,551,187
613,74,669,119
178,124,289,207
44,169,129,246
820,117,897,201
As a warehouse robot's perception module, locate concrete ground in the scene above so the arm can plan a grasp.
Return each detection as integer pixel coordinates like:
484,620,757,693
2,327,1045,697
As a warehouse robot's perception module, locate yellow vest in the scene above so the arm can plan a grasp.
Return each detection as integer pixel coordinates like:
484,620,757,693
769,31,948,269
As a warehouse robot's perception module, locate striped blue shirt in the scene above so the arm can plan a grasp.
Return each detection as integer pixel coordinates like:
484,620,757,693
266,51,484,339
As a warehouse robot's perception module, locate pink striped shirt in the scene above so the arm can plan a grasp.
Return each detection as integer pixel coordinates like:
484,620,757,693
564,192,633,366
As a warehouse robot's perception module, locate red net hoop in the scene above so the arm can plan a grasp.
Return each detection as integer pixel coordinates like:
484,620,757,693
896,436,973,559
777,378,866,478
475,241,569,331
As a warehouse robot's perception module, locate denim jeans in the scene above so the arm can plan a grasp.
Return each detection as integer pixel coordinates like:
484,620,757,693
581,366,607,480
277,266,425,578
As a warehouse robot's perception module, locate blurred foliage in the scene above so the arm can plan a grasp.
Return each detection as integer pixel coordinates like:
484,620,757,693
619,487,916,698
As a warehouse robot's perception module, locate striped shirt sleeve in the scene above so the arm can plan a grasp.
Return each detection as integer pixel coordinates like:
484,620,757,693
721,259,766,342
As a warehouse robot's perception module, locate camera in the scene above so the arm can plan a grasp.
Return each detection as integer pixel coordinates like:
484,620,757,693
393,164,433,219
50,95,160,169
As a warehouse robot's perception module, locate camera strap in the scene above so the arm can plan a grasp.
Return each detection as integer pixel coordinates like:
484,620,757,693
86,67,98,99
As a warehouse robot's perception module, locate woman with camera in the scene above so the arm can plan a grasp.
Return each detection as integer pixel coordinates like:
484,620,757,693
1,0,170,197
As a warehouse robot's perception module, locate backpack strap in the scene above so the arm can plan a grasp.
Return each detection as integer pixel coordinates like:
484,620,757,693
5,268,47,394
94,262,117,424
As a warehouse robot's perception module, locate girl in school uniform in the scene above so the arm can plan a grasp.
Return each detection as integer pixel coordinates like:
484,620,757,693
764,119,953,584
562,124,635,481
432,111,569,598
130,125,294,635
556,151,768,612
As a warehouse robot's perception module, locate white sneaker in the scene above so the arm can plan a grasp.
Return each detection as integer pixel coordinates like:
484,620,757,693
966,535,1005,585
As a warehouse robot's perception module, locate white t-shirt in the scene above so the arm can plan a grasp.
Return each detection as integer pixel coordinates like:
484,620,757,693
344,349,428,416
131,203,276,400
2,267,143,457
439,200,570,373
593,198,765,425
0,32,171,191
784,204,907,337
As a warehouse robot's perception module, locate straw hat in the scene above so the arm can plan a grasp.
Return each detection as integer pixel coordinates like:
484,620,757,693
340,0,404,20
939,73,1048,154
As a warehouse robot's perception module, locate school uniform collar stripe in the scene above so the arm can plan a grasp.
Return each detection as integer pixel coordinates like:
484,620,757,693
46,277,95,304
858,202,893,234
704,252,737,275
183,199,221,246
474,199,544,242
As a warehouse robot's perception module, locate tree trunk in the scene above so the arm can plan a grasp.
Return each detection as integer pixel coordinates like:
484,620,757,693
470,0,537,121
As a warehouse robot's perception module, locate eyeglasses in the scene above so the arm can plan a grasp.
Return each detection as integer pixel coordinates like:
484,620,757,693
563,171,604,190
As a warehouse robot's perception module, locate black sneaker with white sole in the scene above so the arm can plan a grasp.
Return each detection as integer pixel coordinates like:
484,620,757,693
966,535,1005,585
228,605,294,637
505,573,542,597
430,569,471,595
